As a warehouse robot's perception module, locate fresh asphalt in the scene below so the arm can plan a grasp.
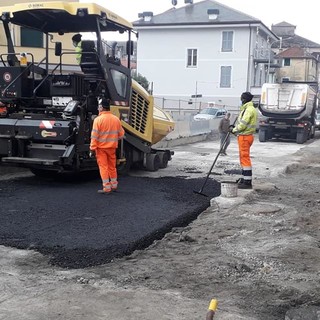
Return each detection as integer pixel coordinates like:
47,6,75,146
0,173,220,268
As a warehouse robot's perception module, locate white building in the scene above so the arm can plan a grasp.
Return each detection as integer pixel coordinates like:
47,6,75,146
133,0,278,109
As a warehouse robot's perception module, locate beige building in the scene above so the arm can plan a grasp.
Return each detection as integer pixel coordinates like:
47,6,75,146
0,0,80,66
270,22,320,86
275,47,318,83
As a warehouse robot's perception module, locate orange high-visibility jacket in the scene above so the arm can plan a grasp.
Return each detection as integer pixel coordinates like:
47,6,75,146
90,111,125,150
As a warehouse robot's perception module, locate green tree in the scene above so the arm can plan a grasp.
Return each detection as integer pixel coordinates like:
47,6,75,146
132,72,150,92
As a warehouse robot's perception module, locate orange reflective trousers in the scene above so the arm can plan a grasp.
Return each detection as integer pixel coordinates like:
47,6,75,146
237,135,254,181
95,148,118,192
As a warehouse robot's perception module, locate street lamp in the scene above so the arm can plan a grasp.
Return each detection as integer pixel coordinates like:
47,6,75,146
267,36,294,82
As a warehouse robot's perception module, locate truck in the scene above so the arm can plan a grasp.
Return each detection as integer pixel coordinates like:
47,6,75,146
258,82,318,144
0,2,175,176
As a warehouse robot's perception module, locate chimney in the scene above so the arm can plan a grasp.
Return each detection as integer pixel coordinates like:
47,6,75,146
207,9,219,20
138,11,153,22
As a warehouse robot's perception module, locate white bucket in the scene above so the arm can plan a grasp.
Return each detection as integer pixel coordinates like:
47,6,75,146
221,181,238,198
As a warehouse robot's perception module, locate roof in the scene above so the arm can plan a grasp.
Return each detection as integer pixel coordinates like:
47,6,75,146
272,21,296,28
0,1,132,33
133,0,262,27
271,35,320,49
271,21,320,48
276,47,317,59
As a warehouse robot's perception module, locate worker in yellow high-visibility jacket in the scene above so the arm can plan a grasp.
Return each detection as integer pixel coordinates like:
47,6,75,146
72,33,82,64
230,92,258,189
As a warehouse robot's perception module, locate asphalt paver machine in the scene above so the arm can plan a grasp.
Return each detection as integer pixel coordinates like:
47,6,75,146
0,2,174,175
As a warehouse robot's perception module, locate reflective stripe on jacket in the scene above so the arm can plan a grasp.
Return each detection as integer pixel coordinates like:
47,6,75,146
90,111,125,150
232,101,257,135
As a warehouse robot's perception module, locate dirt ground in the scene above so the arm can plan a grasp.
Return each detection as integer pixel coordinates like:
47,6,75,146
1,136,320,320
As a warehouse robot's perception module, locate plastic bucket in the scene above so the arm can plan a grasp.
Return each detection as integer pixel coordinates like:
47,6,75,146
220,181,238,198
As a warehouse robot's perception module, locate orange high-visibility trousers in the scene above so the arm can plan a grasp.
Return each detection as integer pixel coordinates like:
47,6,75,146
95,148,118,191
237,135,254,181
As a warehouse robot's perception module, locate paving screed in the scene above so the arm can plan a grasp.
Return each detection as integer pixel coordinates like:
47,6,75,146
0,174,220,268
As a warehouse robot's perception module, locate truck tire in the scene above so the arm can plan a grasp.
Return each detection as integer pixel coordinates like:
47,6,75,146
296,130,307,144
146,153,160,172
259,129,267,142
309,125,315,139
157,151,169,169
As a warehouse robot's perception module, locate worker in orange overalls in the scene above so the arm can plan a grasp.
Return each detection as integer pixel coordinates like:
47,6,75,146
90,98,125,194
230,92,258,189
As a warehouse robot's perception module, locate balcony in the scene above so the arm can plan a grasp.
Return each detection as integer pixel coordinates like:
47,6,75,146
253,48,269,63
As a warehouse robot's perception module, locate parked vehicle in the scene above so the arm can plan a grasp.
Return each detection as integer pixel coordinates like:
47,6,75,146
193,108,227,121
0,2,175,175
315,113,320,130
258,82,318,144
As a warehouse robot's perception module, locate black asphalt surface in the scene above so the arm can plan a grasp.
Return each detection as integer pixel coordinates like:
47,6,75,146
0,173,220,268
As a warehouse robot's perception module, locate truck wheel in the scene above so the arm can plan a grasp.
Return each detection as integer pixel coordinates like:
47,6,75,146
146,153,160,172
259,129,267,142
309,125,315,139
157,151,169,169
296,130,307,144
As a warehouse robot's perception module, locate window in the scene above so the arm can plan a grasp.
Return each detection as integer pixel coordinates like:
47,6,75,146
220,66,232,88
20,27,43,48
283,58,291,66
111,69,128,97
222,31,233,52
187,48,197,67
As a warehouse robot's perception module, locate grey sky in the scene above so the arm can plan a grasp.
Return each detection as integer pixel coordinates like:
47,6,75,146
80,0,320,44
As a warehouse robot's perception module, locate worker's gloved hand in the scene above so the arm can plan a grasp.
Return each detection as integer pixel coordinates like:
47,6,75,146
228,125,235,132
89,150,95,158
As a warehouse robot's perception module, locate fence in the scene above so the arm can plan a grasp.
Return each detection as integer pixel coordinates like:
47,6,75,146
153,96,239,121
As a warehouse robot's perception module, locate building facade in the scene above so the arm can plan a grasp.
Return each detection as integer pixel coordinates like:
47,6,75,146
270,22,320,87
133,0,278,109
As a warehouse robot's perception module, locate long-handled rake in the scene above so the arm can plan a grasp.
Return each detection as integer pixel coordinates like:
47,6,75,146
193,117,237,197
193,132,232,197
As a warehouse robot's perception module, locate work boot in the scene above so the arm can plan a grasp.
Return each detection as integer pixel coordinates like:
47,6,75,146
238,180,252,189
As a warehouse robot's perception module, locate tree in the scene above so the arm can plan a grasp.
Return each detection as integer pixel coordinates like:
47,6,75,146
132,72,150,92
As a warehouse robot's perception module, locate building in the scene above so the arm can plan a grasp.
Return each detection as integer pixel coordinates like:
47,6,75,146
275,47,318,84
270,22,320,86
133,0,278,109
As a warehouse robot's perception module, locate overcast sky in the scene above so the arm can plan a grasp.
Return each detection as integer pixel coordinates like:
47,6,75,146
80,0,320,44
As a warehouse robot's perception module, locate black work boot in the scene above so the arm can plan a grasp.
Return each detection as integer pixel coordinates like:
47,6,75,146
238,180,252,189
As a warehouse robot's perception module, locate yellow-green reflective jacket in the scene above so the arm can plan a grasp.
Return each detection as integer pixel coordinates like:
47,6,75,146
232,101,257,135
75,41,82,64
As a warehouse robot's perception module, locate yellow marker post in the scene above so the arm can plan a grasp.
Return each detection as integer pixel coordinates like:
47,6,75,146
206,299,218,320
